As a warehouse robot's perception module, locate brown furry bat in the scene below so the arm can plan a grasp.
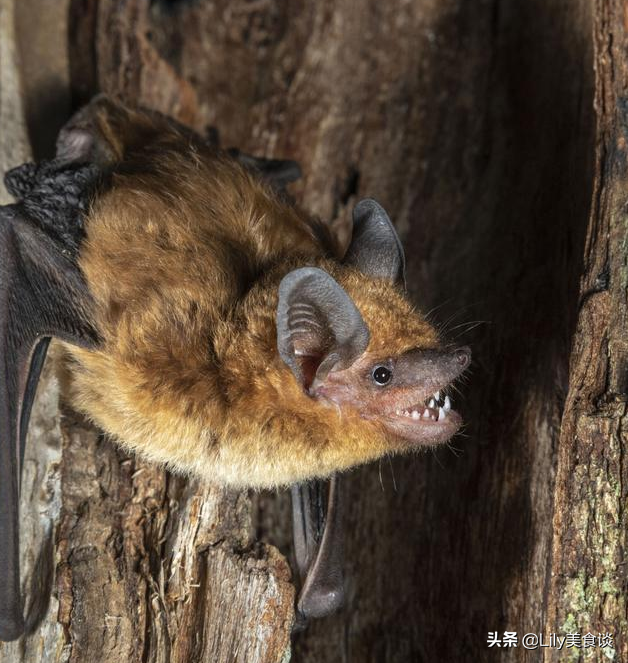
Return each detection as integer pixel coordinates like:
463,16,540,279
0,96,470,639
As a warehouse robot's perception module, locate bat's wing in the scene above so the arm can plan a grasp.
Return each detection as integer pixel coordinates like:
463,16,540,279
0,164,99,641
291,475,344,629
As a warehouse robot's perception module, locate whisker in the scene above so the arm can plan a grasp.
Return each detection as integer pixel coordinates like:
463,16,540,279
446,440,463,457
449,321,490,336
424,299,452,322
447,318,489,331
430,301,488,338
430,447,446,470
435,309,467,335
434,301,482,325
448,383,464,399
387,457,398,492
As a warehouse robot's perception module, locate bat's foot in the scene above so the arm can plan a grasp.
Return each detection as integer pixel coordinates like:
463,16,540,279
290,475,344,632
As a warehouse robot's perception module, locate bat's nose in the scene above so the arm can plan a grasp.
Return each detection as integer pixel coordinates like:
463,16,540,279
453,346,471,369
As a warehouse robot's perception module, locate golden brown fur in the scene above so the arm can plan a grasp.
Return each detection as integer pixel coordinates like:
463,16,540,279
63,98,440,488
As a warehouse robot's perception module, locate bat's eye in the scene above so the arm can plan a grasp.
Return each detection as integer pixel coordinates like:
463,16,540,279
372,365,392,386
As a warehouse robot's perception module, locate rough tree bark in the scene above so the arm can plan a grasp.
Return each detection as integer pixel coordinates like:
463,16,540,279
0,0,625,661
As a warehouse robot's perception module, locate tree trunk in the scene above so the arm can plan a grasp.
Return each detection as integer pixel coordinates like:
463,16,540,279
0,0,625,661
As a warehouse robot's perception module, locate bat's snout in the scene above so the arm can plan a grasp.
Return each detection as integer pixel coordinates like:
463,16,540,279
392,345,471,388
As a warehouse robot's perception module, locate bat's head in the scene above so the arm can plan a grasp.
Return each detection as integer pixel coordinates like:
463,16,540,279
223,199,471,484
277,200,470,447
276,265,470,450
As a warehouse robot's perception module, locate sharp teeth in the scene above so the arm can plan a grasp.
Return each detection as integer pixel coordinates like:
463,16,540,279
434,391,440,400
412,410,420,419
423,409,430,419
444,396,451,412
438,406,446,421
429,398,435,408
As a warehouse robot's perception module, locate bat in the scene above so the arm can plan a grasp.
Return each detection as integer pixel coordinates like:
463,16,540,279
0,95,470,640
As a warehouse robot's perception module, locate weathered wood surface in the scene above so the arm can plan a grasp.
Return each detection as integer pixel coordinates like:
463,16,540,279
544,0,628,660
1,0,626,661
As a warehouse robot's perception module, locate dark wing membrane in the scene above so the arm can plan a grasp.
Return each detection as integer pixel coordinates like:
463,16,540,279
0,207,98,640
0,334,47,640
4,160,99,256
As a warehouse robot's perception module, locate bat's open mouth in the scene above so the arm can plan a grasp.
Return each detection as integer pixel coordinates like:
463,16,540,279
379,389,463,445
393,389,452,423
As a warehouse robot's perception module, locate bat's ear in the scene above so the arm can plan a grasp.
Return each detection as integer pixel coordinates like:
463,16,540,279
344,198,406,287
55,94,130,165
228,148,302,193
276,267,369,389
57,94,178,167
4,96,128,208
